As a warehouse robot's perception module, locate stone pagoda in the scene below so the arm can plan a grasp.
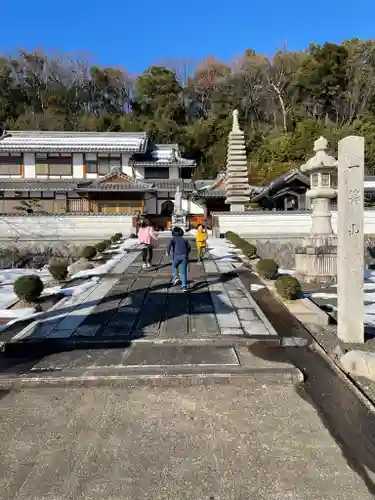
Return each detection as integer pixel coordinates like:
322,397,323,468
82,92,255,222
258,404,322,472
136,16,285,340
295,137,338,283
225,110,251,211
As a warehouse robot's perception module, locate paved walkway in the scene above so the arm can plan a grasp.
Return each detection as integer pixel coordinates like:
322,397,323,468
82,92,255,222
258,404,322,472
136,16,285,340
9,239,276,346
72,240,275,340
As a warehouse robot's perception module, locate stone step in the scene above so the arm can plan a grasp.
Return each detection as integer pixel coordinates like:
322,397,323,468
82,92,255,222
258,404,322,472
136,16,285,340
4,334,280,357
0,366,302,389
0,344,302,388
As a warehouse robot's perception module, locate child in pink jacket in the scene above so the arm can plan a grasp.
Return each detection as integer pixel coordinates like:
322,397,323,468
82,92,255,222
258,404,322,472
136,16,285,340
138,219,158,268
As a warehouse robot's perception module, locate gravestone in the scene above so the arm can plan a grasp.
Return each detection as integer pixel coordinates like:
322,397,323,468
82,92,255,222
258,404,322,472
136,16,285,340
337,136,365,343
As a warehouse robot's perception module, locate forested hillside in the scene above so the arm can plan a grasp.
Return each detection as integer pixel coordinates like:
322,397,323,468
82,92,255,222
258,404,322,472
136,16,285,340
1,40,375,183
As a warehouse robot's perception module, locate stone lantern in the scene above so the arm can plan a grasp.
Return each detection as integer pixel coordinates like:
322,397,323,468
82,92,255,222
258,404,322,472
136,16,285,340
294,137,338,283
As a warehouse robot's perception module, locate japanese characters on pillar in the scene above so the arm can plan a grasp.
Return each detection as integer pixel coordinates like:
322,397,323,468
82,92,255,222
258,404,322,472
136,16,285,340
337,136,365,344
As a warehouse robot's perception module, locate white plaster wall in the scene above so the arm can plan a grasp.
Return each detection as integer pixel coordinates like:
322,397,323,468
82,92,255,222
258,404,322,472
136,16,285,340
169,167,179,179
0,216,135,241
145,194,157,214
73,153,84,178
134,166,145,179
213,211,375,236
182,198,204,215
122,153,133,177
24,153,36,178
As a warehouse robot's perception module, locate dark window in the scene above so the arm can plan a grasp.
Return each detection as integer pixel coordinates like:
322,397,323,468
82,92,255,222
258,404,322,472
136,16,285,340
0,153,23,175
144,167,169,179
84,154,120,175
35,153,72,176
86,162,98,174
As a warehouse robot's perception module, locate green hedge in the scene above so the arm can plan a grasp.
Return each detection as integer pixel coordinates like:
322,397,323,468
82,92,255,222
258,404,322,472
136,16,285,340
275,275,301,300
48,259,69,281
81,246,97,260
225,231,257,259
95,241,108,253
111,232,123,243
256,259,279,279
14,275,44,302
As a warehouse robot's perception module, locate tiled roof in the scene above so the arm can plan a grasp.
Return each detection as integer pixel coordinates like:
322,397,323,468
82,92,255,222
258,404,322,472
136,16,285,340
131,143,196,168
132,160,195,167
0,176,195,193
149,179,194,191
251,169,309,201
0,179,78,191
0,131,148,153
86,169,152,190
193,189,226,199
76,183,152,192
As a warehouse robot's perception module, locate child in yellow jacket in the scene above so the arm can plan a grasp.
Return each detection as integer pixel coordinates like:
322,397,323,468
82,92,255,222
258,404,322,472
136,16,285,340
196,224,208,261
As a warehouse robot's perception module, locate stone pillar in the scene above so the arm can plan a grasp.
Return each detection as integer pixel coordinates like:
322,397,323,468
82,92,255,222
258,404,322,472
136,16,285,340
337,136,365,344
225,110,250,211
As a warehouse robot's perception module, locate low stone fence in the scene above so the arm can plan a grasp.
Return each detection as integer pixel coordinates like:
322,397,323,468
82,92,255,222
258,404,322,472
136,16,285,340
212,210,375,237
0,214,135,242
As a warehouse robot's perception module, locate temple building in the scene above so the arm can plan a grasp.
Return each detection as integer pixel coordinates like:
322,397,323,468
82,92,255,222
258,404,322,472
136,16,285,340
252,166,375,210
0,130,198,221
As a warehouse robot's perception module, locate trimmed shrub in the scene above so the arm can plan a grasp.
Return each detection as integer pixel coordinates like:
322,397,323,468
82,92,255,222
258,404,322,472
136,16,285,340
81,245,97,260
275,275,301,300
111,232,123,243
225,231,257,259
256,259,279,279
14,275,44,302
95,241,107,253
48,259,68,281
241,241,257,259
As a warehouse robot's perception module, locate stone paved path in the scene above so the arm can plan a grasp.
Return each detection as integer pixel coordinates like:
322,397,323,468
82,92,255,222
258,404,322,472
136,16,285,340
64,239,276,342
2,237,289,382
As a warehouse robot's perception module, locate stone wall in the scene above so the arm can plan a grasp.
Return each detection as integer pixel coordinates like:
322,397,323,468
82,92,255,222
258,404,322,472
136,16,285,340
0,214,135,242
0,242,83,269
247,236,375,270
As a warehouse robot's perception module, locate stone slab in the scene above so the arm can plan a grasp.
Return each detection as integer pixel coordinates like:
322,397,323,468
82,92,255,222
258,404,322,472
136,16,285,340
207,282,241,328
31,345,240,370
237,308,258,321
189,281,220,338
241,320,271,336
221,328,244,336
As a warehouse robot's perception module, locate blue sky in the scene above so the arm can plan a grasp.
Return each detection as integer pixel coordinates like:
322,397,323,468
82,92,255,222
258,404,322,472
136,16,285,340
1,0,374,75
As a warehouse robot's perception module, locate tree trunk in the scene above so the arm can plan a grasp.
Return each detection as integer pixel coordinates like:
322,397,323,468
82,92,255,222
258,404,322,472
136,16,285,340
269,83,287,132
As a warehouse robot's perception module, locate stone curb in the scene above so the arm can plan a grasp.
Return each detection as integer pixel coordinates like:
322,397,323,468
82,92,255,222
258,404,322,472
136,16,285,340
4,335,281,357
0,368,303,390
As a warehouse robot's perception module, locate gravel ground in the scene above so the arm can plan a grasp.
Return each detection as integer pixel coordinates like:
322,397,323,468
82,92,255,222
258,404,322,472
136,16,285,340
0,384,373,500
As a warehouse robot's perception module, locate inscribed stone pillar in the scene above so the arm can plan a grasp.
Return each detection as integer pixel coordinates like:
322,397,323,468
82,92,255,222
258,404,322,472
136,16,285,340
337,136,365,343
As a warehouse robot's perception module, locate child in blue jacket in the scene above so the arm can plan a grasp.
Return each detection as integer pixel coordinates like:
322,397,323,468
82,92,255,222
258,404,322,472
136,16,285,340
167,226,191,292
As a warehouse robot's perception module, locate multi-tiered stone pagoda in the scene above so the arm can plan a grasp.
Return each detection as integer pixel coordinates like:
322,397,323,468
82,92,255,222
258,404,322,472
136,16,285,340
225,110,251,211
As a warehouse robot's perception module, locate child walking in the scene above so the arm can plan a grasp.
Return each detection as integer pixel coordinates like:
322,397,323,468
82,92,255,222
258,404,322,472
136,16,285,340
138,219,158,268
167,226,191,292
195,223,208,262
